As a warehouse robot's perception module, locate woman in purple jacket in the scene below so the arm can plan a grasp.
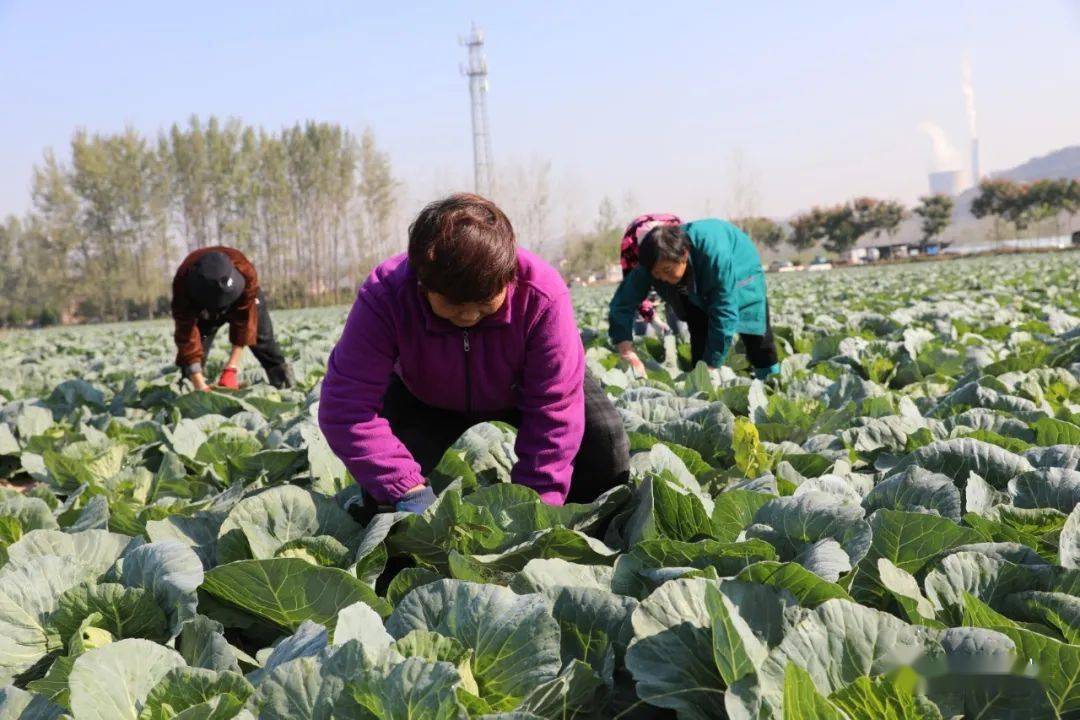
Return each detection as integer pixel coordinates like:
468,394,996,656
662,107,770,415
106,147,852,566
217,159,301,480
319,194,630,514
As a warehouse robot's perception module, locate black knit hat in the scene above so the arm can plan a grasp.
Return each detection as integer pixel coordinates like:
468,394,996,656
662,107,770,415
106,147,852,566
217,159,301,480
185,251,246,309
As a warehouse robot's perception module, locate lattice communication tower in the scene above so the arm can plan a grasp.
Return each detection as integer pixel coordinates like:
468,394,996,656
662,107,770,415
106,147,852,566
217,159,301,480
460,24,494,196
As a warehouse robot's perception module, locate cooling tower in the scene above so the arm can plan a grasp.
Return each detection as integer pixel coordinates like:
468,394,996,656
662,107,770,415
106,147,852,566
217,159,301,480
928,170,960,196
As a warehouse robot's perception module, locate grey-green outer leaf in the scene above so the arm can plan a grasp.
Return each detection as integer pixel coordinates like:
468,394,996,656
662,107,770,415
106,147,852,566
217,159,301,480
202,558,390,632
624,577,726,720
67,639,184,720
386,580,560,708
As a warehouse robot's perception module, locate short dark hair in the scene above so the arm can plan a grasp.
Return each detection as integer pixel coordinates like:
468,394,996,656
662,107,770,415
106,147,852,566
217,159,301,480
638,225,690,270
408,193,517,303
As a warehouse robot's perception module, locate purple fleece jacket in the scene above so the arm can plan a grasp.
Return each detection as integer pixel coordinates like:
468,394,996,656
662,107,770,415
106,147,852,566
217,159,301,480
318,249,585,506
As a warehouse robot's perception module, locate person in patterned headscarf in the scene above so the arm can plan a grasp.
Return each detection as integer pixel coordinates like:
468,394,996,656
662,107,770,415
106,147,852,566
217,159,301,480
619,213,686,341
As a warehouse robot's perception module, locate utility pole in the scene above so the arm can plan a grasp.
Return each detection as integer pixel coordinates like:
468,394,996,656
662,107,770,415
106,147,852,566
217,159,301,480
460,24,494,197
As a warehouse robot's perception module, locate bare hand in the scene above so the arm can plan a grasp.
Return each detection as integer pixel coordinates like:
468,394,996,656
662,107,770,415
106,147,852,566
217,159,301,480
616,341,647,378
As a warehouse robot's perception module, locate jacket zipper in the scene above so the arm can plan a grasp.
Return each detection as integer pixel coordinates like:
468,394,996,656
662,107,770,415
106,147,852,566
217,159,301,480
463,329,472,415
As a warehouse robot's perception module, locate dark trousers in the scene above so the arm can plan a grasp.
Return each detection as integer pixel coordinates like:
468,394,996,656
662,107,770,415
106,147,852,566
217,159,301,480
198,291,292,388
382,371,630,504
679,300,778,370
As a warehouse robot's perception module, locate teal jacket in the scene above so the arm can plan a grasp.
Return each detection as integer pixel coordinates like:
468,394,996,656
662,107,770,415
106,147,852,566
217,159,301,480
608,219,768,367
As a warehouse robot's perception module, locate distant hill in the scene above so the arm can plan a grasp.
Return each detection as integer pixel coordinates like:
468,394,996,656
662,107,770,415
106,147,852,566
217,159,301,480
995,145,1080,183
954,145,1080,220
847,145,1080,252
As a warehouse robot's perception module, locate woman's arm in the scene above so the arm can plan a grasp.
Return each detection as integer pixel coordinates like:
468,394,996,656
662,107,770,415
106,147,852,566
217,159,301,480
704,255,739,368
171,273,207,388
608,266,653,376
318,283,425,505
513,291,586,505
226,344,244,369
608,266,652,344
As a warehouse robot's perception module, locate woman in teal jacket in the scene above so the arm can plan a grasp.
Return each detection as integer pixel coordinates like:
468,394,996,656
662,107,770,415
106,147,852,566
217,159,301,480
608,219,780,379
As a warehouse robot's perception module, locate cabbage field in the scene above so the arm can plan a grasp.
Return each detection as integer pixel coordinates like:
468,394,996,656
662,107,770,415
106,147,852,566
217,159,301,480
1,252,1079,720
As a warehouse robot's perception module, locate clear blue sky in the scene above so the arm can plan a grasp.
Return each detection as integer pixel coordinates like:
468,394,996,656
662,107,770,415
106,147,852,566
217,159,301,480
2,0,1079,225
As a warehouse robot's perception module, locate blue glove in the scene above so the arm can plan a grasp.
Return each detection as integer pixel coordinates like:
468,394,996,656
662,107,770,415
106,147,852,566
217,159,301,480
395,486,437,514
753,362,781,380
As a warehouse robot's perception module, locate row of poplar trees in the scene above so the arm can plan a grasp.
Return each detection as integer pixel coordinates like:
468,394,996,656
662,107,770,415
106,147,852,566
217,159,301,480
0,116,399,326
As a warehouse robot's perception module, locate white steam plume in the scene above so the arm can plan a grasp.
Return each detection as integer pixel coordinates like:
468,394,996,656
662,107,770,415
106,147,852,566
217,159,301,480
918,121,961,171
962,56,977,137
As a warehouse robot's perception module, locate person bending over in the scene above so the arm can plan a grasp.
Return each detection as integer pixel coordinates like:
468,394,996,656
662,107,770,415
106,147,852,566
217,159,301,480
609,219,780,379
620,212,687,340
172,247,294,391
319,193,630,514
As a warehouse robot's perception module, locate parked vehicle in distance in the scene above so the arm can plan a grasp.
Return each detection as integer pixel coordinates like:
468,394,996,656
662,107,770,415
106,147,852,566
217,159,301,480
807,255,833,271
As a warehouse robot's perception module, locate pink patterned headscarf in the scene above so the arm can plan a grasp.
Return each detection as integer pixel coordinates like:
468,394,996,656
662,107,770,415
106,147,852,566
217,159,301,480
619,213,682,274
618,213,681,322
